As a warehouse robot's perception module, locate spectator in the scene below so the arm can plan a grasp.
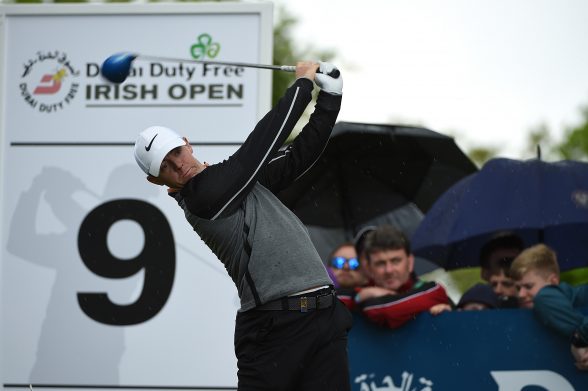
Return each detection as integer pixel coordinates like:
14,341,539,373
510,244,560,309
329,242,369,311
510,244,588,370
479,231,524,281
328,242,368,289
487,256,519,308
354,226,376,264
353,225,450,328
430,283,499,315
457,283,500,311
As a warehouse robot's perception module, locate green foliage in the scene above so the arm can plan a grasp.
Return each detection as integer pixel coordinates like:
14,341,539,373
472,100,588,164
525,122,552,159
467,146,499,168
272,7,300,107
518,103,588,162
561,267,588,286
556,104,588,161
520,122,566,161
272,5,336,142
272,5,335,106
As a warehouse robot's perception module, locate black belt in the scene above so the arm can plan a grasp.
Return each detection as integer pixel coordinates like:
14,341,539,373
256,288,335,312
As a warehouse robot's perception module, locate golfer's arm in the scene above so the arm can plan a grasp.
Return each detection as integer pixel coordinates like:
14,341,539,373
182,78,313,219
260,91,341,192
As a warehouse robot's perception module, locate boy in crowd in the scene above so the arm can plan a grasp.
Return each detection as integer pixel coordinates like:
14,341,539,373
510,244,588,370
479,231,524,282
487,256,519,308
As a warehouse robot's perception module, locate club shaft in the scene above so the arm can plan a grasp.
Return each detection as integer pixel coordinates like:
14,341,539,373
136,54,295,72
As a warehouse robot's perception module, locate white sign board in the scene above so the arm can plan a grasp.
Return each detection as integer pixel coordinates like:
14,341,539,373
0,3,273,390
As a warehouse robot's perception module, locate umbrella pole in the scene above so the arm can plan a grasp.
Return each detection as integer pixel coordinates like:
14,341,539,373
537,145,542,160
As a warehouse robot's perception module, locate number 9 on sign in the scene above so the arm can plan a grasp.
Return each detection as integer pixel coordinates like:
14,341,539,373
77,199,175,326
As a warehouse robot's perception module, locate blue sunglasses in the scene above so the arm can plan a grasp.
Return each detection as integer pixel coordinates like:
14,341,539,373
330,256,360,270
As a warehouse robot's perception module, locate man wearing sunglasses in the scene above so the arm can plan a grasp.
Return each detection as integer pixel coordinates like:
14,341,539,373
328,242,368,290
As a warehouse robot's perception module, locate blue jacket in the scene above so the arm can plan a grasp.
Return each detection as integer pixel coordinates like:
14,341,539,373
533,282,588,344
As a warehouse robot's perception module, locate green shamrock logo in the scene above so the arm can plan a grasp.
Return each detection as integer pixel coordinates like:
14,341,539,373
190,33,221,60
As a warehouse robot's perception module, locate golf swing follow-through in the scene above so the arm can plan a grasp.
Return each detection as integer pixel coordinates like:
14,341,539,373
130,61,352,390
101,52,340,84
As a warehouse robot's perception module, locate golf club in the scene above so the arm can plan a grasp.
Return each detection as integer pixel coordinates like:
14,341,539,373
101,52,340,84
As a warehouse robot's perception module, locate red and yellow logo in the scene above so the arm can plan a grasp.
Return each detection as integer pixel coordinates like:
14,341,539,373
19,51,80,113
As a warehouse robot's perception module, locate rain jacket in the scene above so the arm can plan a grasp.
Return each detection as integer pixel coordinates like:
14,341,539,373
171,78,341,311
341,275,450,328
533,282,588,344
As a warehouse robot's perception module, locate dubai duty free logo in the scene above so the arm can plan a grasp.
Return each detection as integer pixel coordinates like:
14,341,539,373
19,50,81,113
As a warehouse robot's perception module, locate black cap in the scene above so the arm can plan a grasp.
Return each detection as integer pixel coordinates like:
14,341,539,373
353,226,377,256
458,283,500,309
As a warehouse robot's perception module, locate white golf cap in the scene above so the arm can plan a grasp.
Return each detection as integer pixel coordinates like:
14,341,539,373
134,125,185,177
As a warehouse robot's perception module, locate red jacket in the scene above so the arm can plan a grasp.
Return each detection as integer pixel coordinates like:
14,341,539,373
338,276,450,329
336,287,360,311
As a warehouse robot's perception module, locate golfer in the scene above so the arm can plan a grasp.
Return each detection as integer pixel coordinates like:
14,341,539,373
133,61,351,390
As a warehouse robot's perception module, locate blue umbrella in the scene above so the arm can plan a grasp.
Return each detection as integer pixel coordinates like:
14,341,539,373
411,157,588,271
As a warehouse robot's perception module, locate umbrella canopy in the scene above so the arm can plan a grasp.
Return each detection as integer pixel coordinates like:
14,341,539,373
278,121,478,272
411,157,588,271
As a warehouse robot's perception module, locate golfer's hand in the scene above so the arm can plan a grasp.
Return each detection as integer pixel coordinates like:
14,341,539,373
571,345,588,370
295,61,319,81
315,61,343,95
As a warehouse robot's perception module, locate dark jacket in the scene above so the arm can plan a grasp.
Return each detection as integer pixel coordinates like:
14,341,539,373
172,78,342,311
338,274,450,328
534,282,588,344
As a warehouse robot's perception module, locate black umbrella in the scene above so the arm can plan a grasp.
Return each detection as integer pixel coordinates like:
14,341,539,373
279,121,478,272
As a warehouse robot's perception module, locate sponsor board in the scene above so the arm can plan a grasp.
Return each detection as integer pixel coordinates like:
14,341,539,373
0,4,272,390
348,310,588,390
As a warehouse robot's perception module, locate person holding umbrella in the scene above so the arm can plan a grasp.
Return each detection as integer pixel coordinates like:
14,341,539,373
133,62,353,390
510,244,588,370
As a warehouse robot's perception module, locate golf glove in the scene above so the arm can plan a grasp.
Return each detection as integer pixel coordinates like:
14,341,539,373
315,62,342,95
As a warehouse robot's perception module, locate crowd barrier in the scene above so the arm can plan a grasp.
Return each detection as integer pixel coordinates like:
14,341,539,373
348,308,588,390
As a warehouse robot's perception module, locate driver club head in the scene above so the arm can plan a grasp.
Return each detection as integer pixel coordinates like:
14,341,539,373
101,52,138,84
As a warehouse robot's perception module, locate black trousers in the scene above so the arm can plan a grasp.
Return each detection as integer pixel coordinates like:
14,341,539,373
234,297,353,391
